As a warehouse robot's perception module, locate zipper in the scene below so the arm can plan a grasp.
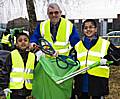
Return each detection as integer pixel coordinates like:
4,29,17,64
85,50,89,73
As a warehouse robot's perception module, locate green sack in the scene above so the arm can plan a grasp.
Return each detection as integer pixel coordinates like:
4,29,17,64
32,55,80,99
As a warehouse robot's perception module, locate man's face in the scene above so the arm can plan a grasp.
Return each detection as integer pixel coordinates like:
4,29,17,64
47,5,61,25
83,22,97,39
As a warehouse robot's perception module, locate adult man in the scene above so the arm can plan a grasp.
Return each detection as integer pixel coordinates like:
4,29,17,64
30,3,80,56
30,3,80,99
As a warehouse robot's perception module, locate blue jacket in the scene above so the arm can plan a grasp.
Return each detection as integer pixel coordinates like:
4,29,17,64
82,35,98,92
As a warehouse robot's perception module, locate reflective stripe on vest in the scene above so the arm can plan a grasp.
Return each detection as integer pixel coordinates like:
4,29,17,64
40,17,73,55
75,37,110,78
10,49,35,89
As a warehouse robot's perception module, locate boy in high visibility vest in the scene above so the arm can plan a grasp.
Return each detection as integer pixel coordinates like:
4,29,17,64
0,32,37,99
72,19,120,99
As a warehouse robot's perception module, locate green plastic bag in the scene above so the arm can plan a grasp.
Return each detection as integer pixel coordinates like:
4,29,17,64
32,55,80,99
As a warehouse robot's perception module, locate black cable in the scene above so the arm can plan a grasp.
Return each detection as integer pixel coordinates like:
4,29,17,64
38,38,79,69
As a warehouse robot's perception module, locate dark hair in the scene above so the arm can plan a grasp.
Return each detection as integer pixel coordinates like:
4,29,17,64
4,28,10,35
16,32,29,42
14,30,20,37
82,19,97,29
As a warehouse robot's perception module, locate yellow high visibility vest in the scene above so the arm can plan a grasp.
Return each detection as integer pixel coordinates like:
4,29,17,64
40,17,73,55
1,34,11,46
1,34,16,47
75,37,110,78
10,49,35,89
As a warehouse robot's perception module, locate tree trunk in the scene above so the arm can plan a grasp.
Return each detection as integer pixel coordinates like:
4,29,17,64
26,0,37,35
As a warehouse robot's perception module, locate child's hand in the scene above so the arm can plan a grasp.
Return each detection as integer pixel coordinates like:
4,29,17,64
29,43,36,49
29,43,40,53
100,59,107,65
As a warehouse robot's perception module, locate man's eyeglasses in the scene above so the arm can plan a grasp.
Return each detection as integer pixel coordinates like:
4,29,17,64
49,11,59,15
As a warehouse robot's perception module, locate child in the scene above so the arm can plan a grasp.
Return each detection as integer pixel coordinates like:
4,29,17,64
1,32,37,99
72,19,120,99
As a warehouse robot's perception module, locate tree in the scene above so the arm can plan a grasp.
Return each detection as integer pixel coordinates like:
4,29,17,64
26,0,37,35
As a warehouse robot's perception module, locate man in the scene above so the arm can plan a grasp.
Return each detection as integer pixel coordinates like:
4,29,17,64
30,3,80,56
30,3,80,99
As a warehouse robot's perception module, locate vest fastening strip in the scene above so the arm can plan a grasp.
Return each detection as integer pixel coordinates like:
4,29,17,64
101,39,108,58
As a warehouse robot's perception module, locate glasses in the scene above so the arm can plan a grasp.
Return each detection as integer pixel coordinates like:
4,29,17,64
84,26,96,30
48,11,59,15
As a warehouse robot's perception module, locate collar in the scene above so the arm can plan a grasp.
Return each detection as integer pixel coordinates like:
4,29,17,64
82,34,99,50
82,34,98,42
50,18,61,27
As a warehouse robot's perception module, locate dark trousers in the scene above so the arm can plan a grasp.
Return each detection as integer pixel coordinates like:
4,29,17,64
10,88,31,99
71,92,105,99
10,94,26,99
77,92,105,99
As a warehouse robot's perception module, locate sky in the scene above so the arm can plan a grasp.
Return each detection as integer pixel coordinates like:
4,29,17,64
0,0,120,23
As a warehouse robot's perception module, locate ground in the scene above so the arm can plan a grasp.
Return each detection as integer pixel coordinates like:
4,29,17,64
105,65,120,99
